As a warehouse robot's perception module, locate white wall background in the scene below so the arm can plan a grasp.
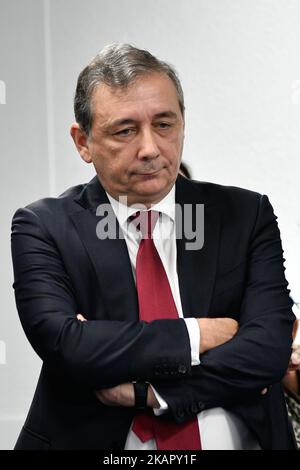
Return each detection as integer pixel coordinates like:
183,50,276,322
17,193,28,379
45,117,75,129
1,0,300,449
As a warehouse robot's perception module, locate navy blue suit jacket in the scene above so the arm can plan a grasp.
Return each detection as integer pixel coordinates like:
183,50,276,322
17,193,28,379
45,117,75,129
11,175,296,449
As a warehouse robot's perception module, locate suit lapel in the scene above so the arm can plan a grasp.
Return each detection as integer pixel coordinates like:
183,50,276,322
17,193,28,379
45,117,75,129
176,176,221,318
69,175,220,321
70,176,139,321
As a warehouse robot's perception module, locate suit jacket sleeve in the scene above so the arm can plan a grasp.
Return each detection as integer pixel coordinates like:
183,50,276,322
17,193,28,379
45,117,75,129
11,206,192,389
153,195,295,422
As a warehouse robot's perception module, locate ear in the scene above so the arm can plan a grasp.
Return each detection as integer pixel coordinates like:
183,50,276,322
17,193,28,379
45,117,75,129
70,122,92,163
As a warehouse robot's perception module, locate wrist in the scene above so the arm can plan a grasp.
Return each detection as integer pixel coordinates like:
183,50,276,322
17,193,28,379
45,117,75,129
147,385,160,409
198,318,210,353
133,381,149,410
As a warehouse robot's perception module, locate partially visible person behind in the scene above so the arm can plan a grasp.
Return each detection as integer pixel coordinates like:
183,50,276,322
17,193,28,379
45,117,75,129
179,161,191,179
283,318,300,447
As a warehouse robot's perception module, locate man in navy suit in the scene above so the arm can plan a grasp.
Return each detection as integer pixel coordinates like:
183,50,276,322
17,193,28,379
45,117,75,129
11,44,296,449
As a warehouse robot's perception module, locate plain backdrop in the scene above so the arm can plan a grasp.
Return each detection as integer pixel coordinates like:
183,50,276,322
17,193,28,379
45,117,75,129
0,0,300,449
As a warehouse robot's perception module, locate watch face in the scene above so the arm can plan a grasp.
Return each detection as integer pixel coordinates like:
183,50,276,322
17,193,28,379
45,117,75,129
134,381,148,409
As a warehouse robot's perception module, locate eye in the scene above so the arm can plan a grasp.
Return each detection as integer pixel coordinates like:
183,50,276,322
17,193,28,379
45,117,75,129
115,128,135,137
156,122,172,129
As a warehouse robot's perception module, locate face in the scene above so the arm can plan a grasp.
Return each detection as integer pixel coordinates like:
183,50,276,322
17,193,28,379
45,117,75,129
71,73,184,207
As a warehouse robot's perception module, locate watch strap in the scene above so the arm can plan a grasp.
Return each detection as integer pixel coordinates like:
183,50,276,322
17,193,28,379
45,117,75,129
133,381,149,410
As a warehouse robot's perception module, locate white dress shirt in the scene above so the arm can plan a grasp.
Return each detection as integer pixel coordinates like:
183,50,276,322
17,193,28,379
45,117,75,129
106,186,260,450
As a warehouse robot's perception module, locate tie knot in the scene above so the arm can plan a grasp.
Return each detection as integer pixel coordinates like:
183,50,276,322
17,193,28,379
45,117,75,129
129,210,159,238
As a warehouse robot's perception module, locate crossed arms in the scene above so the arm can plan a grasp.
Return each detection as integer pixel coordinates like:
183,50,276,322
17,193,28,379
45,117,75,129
11,194,295,422
76,313,240,408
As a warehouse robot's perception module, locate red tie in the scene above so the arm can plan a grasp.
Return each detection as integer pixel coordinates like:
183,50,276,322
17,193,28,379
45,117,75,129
131,211,201,450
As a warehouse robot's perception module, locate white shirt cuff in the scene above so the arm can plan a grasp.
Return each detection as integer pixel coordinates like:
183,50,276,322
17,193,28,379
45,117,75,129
150,385,169,415
184,318,201,366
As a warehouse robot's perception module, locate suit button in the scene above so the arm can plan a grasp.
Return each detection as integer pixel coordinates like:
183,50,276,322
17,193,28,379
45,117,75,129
178,364,187,374
176,408,185,419
197,401,205,410
191,404,198,414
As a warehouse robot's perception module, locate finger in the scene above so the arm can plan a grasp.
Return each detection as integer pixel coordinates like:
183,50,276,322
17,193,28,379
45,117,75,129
95,390,119,407
95,390,110,405
77,314,87,322
291,351,300,365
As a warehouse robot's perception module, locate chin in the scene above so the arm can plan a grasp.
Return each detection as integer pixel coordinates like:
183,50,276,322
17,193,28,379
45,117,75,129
136,178,173,200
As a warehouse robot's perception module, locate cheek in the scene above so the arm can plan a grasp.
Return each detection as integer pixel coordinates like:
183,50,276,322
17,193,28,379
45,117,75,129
94,145,128,174
162,136,182,162
107,159,133,186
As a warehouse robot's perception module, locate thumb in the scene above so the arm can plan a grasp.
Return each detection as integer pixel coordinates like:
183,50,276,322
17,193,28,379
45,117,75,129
77,313,87,322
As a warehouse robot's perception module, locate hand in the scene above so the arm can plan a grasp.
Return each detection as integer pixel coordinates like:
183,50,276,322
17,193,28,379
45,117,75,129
197,317,268,396
197,317,239,353
289,320,300,372
77,313,160,409
95,383,135,407
77,314,134,406
77,313,87,322
283,345,300,397
288,344,300,372
95,383,160,408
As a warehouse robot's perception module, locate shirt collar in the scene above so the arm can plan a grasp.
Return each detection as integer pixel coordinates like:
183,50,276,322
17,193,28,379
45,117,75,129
106,185,176,229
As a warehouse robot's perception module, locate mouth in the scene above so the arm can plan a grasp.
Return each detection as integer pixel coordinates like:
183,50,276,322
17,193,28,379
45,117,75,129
134,169,161,177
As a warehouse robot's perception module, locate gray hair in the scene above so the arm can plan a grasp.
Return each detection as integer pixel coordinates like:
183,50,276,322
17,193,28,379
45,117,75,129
74,43,185,135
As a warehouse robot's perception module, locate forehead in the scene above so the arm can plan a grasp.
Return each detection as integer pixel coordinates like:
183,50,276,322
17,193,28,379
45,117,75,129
91,73,181,121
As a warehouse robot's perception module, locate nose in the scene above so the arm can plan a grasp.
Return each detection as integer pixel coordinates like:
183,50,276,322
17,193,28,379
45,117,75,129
137,128,160,160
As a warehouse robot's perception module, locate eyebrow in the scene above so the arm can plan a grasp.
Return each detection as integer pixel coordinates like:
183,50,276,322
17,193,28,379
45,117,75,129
153,111,178,120
108,111,179,129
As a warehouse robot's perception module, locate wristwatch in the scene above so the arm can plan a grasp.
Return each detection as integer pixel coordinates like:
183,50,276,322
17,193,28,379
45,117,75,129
133,381,149,410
